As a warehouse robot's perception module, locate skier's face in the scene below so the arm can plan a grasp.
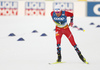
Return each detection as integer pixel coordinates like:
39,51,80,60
55,11,61,17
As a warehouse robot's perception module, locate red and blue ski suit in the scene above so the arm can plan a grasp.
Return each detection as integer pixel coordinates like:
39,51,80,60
51,11,76,47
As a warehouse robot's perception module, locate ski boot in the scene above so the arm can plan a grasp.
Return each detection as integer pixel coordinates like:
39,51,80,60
57,54,61,62
78,53,89,64
74,45,89,64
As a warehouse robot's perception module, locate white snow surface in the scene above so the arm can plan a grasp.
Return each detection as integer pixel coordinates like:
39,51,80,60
0,16,100,70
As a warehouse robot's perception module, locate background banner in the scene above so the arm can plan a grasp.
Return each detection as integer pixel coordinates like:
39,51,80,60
87,2,100,16
53,2,74,13
25,2,45,16
0,1,18,16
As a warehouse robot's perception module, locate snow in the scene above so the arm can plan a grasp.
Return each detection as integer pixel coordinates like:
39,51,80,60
0,16,100,70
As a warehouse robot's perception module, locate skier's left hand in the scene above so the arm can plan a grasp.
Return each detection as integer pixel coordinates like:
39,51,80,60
69,22,73,27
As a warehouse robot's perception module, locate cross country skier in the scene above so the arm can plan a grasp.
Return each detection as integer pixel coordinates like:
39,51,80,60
50,5,88,64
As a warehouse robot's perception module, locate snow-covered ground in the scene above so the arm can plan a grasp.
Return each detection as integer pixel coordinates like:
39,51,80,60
0,16,100,70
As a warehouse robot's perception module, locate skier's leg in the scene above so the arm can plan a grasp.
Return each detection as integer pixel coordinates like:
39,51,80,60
74,45,88,64
63,26,80,53
64,28,88,63
55,27,63,62
57,44,61,62
64,27,77,47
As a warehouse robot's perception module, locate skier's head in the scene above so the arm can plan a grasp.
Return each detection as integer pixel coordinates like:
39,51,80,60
54,5,61,13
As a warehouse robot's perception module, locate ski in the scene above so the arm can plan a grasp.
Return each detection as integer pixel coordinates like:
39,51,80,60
77,53,89,64
49,61,89,65
84,61,89,64
49,62,66,65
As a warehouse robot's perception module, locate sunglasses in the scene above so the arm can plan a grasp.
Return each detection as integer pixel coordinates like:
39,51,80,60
55,11,60,13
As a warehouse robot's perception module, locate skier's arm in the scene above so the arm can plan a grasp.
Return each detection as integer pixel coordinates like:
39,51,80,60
65,11,73,17
51,11,53,16
65,11,73,27
69,16,73,27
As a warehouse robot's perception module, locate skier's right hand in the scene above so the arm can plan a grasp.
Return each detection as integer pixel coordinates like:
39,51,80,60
69,22,73,27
